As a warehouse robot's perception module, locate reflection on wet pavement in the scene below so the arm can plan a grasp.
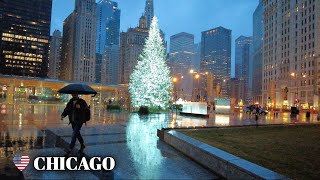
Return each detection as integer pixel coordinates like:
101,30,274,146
0,104,319,179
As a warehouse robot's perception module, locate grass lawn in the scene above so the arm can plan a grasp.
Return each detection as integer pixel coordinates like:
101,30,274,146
180,125,320,180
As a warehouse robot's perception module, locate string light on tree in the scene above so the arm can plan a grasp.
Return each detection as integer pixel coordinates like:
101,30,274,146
129,16,173,109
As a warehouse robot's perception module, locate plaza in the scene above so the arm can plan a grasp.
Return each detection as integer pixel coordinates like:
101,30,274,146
0,100,319,179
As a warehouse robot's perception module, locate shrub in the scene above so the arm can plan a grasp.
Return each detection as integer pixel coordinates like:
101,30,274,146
107,104,121,110
138,106,149,115
171,104,183,111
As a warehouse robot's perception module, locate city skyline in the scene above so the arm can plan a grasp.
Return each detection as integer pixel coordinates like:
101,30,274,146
51,0,259,77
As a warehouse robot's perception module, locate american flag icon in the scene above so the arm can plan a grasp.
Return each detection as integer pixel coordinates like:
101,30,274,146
13,155,30,171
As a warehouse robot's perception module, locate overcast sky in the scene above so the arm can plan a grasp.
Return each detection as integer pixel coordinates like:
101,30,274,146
50,0,259,77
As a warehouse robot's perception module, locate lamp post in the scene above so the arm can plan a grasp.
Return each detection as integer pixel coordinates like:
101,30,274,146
172,77,178,116
190,69,195,101
172,77,177,101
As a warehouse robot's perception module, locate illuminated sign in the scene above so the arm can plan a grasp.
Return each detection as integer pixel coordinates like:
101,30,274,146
215,98,230,114
181,102,208,115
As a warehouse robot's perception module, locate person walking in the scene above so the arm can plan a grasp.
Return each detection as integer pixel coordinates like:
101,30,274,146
255,106,260,126
61,94,88,155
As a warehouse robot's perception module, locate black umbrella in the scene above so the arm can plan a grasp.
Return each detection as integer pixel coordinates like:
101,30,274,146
58,84,97,96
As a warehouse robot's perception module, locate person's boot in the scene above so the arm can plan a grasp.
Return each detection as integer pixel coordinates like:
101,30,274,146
79,144,85,153
64,150,72,157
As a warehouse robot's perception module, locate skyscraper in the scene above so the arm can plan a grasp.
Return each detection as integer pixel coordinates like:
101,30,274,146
95,53,103,83
96,0,120,84
60,0,97,82
235,36,252,103
48,30,62,79
0,0,52,77
74,0,97,82
193,43,201,71
169,32,195,100
262,0,320,108
96,0,120,54
60,13,76,81
252,0,263,104
201,26,232,98
144,0,154,29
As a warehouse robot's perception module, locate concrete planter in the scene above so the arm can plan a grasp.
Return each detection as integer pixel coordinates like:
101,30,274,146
160,130,288,180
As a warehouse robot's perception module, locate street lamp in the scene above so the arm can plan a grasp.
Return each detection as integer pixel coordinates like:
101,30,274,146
173,77,177,83
172,77,178,116
194,74,201,101
290,72,307,107
291,72,299,107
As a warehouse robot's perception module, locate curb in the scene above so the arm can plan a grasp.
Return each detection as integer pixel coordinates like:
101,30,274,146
159,129,289,180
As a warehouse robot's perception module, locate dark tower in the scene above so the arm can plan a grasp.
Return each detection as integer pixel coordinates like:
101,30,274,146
0,0,52,77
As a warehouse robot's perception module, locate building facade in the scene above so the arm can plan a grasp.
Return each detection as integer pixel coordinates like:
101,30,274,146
102,45,119,84
193,43,201,71
48,30,62,79
60,0,97,82
95,53,103,83
252,0,264,104
230,78,245,105
235,36,253,104
262,0,320,109
0,0,52,77
169,32,195,101
119,16,149,84
200,26,232,98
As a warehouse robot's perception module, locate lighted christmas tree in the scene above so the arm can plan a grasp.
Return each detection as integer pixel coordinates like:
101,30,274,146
129,16,172,110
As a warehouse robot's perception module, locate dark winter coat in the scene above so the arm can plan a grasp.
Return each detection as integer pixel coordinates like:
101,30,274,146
61,97,88,124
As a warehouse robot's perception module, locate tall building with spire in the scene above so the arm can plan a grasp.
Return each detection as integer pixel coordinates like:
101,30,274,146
144,0,154,29
119,0,165,84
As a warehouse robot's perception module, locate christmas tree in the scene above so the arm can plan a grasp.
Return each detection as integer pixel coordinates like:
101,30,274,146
129,16,172,110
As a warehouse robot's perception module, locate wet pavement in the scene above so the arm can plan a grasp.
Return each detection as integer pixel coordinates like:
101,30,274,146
0,104,319,179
